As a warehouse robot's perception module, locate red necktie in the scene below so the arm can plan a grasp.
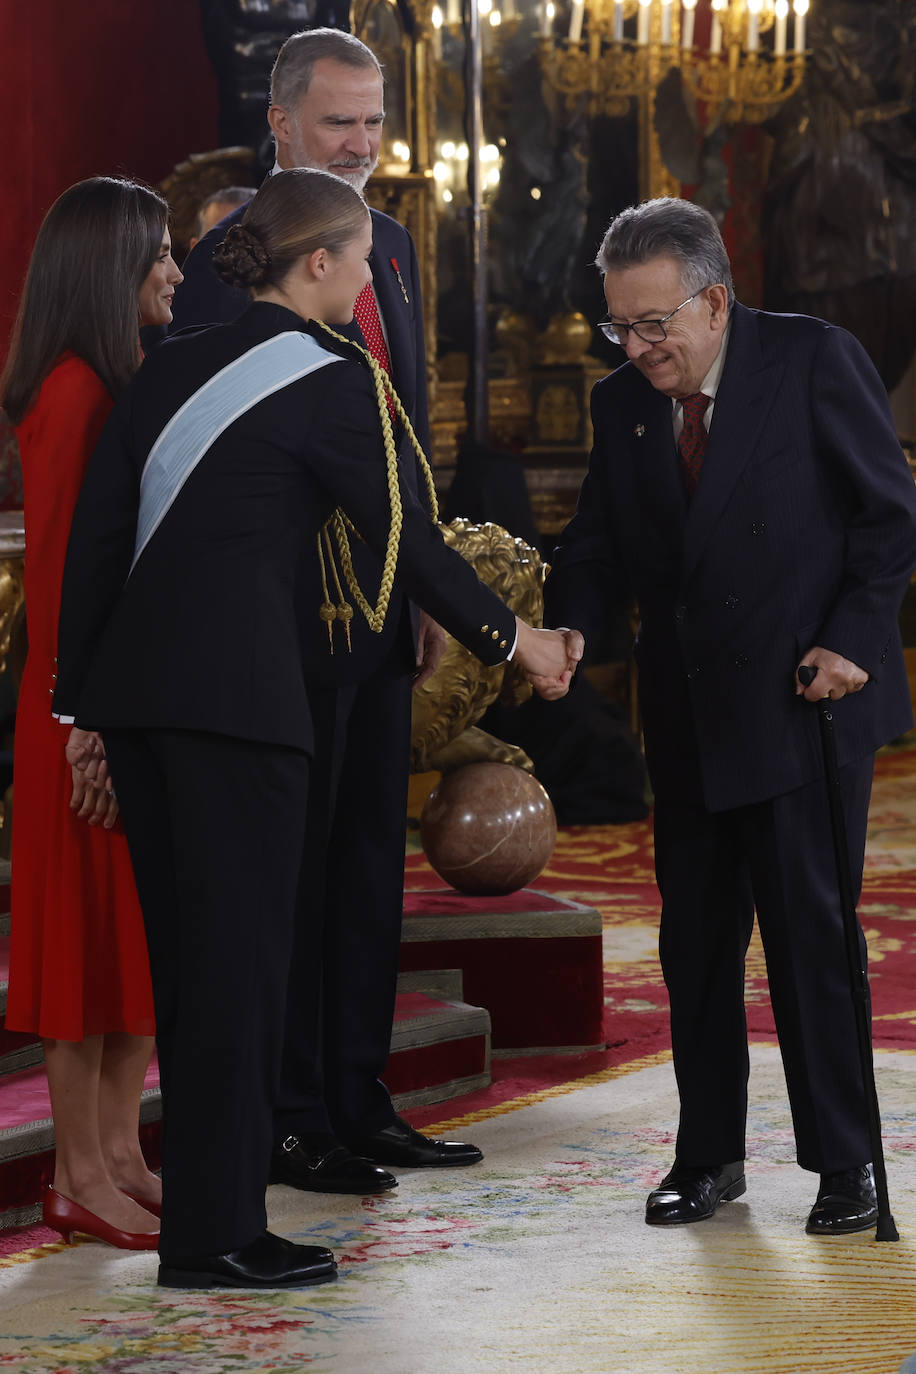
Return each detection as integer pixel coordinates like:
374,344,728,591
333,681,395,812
678,392,710,497
353,283,391,376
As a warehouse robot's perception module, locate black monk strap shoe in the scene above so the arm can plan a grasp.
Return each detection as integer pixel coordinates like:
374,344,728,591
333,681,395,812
344,1116,484,1168
158,1230,337,1289
805,1164,878,1235
645,1160,746,1226
270,1134,397,1195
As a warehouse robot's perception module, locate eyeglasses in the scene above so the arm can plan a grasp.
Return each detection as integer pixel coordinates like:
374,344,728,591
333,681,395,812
597,289,709,347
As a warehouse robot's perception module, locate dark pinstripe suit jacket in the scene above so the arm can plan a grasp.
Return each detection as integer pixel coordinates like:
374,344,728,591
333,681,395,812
545,303,916,812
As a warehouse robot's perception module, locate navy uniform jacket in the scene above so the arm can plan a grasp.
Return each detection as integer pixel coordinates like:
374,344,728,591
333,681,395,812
54,303,514,753
544,303,916,812
171,201,431,688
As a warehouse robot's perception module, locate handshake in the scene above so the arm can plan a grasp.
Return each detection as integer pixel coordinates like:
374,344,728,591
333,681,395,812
514,618,585,701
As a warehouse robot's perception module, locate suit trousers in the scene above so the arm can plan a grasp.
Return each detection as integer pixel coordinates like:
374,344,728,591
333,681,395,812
653,754,874,1174
103,728,309,1258
274,651,414,1143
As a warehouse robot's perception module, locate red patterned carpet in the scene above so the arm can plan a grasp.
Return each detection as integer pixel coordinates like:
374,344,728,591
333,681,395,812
405,744,916,1132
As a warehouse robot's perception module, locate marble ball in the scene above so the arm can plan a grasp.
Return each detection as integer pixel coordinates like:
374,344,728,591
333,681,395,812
420,762,557,895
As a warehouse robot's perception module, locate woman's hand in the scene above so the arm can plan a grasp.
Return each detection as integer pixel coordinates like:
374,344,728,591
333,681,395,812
65,727,119,829
513,619,585,699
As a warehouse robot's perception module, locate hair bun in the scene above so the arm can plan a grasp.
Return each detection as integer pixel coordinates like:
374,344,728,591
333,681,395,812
213,223,272,289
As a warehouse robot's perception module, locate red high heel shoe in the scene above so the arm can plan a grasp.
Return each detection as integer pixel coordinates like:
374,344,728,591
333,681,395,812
120,1189,162,1219
43,1188,160,1250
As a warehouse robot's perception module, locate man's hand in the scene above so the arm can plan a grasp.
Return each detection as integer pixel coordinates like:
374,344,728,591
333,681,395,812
65,727,119,829
796,646,869,702
515,620,585,700
413,611,448,690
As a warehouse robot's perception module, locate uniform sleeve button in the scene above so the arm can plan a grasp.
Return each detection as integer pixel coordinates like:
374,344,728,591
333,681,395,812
491,630,499,640
725,594,740,609
480,625,489,634
499,639,507,649
751,522,767,536
734,653,749,669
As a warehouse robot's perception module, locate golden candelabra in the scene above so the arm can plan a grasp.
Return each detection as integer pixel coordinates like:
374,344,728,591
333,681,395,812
538,0,810,124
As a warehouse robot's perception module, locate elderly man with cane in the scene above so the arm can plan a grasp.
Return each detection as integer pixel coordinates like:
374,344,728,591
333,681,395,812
544,196,916,1236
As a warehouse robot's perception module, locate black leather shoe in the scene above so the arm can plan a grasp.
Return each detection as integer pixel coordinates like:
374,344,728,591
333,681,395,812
645,1159,746,1226
270,1134,397,1195
158,1230,337,1289
344,1117,483,1168
805,1164,877,1235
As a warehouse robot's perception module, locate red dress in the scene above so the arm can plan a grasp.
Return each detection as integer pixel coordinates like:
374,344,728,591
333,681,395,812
5,354,155,1039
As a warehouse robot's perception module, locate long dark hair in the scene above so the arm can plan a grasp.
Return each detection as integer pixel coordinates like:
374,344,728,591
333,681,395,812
0,177,168,424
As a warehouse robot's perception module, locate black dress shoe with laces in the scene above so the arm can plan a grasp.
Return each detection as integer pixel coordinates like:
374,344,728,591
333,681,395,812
645,1159,746,1226
270,1134,397,1195
344,1117,484,1168
158,1230,337,1289
806,1164,877,1235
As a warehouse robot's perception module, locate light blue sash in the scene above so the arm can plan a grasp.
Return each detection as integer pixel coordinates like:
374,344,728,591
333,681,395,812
131,331,343,571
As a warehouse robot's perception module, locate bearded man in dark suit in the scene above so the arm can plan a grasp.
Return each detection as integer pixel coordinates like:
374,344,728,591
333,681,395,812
172,28,478,1192
544,197,916,1235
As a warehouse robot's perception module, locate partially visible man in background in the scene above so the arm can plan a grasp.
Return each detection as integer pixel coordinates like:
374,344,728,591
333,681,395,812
187,185,255,254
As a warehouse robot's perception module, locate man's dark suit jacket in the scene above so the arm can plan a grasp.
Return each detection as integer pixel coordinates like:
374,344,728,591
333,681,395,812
171,200,431,687
54,303,514,741
545,303,916,813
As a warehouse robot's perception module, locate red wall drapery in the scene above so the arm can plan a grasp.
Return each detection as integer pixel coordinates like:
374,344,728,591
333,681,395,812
0,0,219,363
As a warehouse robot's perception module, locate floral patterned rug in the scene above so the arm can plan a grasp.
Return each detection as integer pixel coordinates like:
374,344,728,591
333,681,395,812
1,746,915,1373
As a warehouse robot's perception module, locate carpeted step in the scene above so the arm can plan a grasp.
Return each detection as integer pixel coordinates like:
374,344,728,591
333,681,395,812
0,935,43,1076
0,985,490,1231
0,1059,162,1232
400,888,606,1055
386,990,491,1112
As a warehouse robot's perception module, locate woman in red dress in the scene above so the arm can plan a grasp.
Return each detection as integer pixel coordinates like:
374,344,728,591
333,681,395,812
0,178,182,1248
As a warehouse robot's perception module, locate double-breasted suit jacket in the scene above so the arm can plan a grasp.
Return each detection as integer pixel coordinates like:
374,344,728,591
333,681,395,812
172,202,430,685
54,302,512,736
546,303,916,812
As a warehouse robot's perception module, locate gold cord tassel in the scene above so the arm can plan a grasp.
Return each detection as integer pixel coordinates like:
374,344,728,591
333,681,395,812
312,322,440,652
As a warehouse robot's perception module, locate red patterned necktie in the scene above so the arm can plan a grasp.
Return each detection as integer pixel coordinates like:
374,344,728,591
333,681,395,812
352,283,391,376
678,392,710,497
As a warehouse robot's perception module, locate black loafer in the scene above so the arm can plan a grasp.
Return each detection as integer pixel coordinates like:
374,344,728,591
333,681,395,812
806,1164,877,1235
270,1134,397,1195
645,1159,746,1226
158,1230,337,1289
344,1117,483,1168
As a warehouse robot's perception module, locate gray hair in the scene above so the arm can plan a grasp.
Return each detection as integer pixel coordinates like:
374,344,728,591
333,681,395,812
596,197,735,308
269,28,382,112
196,185,256,239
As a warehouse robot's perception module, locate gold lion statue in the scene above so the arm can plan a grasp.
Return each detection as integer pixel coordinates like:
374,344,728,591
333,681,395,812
410,518,546,775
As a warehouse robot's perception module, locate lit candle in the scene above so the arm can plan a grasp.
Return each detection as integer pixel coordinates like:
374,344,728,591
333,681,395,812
431,4,443,58
637,0,651,45
613,0,624,40
540,0,555,36
794,0,808,52
747,0,761,51
774,0,788,54
569,0,585,42
710,15,722,53
446,0,460,23
681,0,696,49
661,0,673,44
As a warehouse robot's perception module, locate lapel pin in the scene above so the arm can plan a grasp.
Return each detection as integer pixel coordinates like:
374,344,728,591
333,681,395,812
634,423,646,437
390,257,410,304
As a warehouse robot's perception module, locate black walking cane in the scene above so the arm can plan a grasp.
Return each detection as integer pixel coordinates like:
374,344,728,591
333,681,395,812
797,663,899,1241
